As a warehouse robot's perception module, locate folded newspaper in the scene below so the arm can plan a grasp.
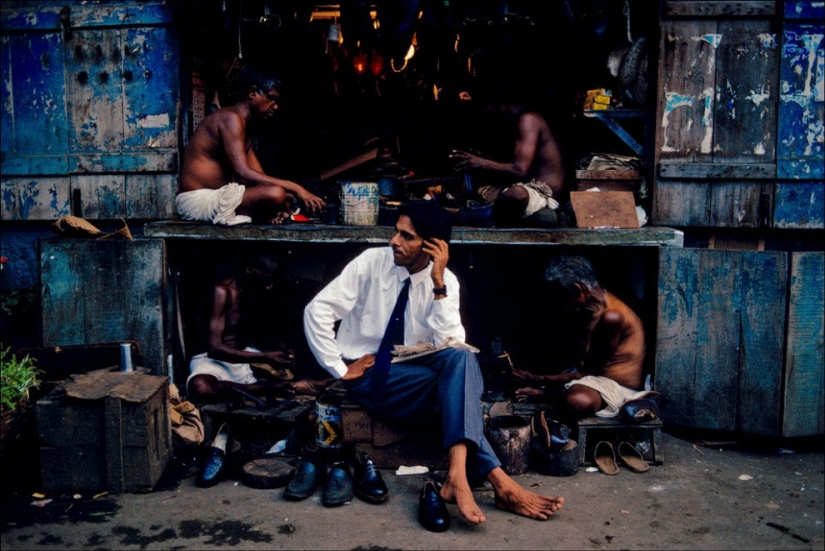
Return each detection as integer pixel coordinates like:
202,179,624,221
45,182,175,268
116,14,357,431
390,337,480,363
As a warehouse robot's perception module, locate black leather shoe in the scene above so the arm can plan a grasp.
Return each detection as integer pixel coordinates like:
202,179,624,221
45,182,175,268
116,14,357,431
197,447,226,487
620,391,663,423
353,452,388,503
418,480,450,532
322,463,353,507
284,460,318,501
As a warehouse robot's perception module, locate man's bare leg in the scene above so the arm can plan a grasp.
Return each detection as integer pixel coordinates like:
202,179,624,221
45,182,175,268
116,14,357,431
488,467,564,520
438,442,486,525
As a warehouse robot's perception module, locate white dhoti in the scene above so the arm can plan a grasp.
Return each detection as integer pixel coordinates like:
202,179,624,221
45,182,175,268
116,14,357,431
186,349,260,396
565,375,653,418
477,180,559,218
175,183,252,226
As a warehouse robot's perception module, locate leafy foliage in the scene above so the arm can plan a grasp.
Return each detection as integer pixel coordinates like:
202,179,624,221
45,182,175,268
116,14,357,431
1,346,42,411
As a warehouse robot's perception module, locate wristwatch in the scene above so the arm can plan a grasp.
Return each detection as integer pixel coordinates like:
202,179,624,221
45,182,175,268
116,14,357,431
433,285,447,296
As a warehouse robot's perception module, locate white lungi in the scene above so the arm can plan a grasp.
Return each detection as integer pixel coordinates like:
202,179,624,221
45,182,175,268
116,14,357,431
565,375,654,418
175,182,252,226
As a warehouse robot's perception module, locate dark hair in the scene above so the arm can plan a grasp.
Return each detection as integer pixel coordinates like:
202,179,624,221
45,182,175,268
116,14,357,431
397,200,453,243
544,256,600,296
235,68,283,99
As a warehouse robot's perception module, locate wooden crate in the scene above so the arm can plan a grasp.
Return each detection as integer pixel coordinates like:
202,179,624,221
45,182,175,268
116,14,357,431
575,169,642,196
340,400,447,470
36,370,172,493
577,417,663,466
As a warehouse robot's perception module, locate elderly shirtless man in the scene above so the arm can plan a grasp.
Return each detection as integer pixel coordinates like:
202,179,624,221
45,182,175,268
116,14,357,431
450,88,565,227
177,70,325,225
513,256,649,419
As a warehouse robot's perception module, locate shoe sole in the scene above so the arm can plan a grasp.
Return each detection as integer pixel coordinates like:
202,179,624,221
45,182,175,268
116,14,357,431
283,490,315,501
354,487,389,504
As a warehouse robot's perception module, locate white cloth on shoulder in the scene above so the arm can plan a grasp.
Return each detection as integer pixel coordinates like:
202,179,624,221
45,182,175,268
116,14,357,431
186,348,260,395
175,182,252,226
565,375,654,418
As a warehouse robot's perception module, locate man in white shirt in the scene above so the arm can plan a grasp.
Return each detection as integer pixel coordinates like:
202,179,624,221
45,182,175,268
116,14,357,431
304,201,564,528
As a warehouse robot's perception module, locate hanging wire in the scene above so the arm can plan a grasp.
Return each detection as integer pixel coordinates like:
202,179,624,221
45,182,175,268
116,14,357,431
624,0,632,43
238,0,243,59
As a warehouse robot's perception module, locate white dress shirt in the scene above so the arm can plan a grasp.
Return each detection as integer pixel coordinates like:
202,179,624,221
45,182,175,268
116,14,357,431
304,246,466,378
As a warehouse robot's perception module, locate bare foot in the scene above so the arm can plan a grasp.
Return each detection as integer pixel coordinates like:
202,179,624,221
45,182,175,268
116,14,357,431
493,481,564,520
289,379,331,397
514,386,547,403
440,477,487,525
270,211,291,225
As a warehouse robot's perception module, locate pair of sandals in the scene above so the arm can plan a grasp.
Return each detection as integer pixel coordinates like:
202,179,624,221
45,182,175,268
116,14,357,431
594,441,649,475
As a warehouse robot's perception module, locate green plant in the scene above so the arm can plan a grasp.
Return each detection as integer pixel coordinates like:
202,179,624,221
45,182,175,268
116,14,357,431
1,346,42,411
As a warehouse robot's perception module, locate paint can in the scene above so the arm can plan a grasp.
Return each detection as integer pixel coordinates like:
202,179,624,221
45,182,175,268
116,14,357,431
487,415,531,475
314,395,343,449
339,181,379,226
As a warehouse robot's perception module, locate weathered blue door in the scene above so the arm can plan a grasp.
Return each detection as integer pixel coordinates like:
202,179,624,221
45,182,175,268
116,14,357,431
1,1,179,220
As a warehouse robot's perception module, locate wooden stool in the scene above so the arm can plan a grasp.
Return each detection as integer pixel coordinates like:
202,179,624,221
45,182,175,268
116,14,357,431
577,417,663,466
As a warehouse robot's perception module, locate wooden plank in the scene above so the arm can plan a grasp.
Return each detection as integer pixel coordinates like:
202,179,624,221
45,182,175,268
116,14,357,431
123,240,166,374
0,2,173,30
570,191,640,229
81,241,128,345
694,250,741,431
656,248,701,428
121,26,179,151
65,28,125,154
713,19,779,165
656,20,719,162
653,181,712,226
105,396,125,494
575,170,641,180
40,239,167,374
72,174,126,219
70,152,178,173
125,173,177,219
783,252,825,437
773,182,825,229
144,221,686,247
664,1,776,18
737,251,787,435
785,1,825,20
778,23,824,179
40,240,86,346
1,176,71,220
658,162,776,179
708,181,772,227
5,32,69,165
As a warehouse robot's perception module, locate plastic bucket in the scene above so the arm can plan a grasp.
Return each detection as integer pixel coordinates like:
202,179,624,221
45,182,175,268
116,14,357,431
340,181,379,226
315,396,343,449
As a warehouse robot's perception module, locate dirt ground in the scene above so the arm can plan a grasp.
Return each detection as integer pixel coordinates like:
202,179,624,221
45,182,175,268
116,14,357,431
1,428,822,551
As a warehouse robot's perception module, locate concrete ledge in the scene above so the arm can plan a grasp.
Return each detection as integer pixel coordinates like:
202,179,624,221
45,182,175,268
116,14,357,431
144,220,684,247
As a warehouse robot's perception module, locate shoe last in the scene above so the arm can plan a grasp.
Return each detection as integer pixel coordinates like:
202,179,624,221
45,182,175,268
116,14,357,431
353,452,389,504
418,480,450,532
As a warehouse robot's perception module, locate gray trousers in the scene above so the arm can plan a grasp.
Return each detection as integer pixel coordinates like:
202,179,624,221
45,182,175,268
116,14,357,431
343,348,501,483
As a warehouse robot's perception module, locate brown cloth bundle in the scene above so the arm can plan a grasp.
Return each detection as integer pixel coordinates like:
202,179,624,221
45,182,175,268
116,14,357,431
51,215,132,240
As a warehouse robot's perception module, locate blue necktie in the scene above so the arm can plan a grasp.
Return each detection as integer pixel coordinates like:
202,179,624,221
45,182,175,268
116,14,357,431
371,278,410,399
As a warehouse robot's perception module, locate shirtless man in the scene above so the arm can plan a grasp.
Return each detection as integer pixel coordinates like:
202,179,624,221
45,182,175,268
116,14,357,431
513,256,647,418
177,70,325,226
450,91,565,227
187,253,333,404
